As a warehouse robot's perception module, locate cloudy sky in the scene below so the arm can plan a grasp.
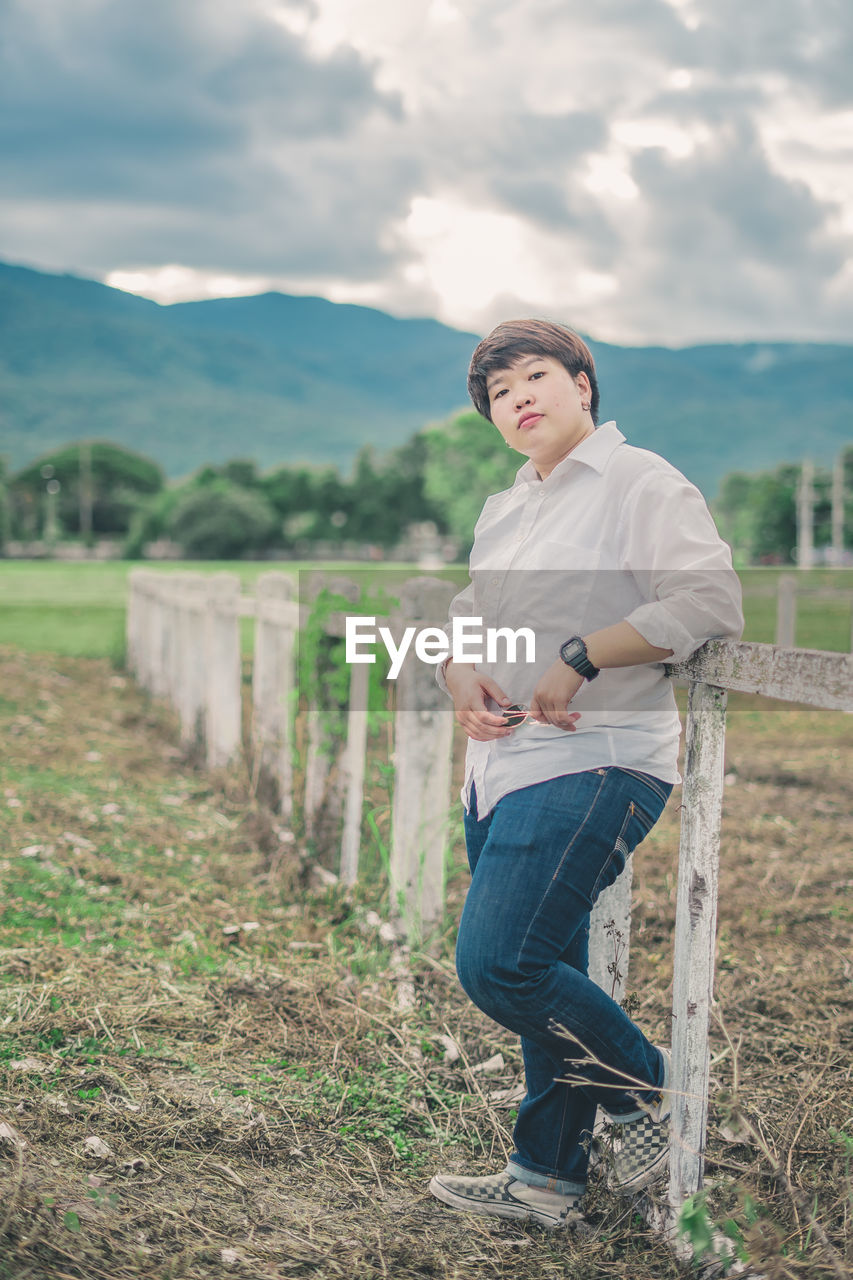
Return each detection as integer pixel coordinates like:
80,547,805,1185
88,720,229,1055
2,0,853,345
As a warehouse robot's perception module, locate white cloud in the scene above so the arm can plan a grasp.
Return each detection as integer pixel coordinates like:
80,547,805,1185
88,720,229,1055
611,118,708,159
105,265,273,304
583,154,640,202
2,0,852,344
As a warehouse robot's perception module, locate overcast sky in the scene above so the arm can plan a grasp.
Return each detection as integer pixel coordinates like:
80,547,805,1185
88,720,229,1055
2,0,853,345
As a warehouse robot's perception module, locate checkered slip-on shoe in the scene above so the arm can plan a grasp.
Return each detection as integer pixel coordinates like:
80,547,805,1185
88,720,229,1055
428,1170,584,1231
606,1047,672,1193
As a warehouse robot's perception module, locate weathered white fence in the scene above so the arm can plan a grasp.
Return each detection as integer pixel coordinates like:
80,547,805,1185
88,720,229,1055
126,568,853,1254
127,568,459,942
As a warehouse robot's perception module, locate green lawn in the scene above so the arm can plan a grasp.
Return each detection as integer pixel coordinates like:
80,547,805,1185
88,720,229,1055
0,560,321,659
1,559,852,658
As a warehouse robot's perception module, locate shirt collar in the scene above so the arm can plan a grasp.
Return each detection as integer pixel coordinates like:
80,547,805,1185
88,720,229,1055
514,420,626,486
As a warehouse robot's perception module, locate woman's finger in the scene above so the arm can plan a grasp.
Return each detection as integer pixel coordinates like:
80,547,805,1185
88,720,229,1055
480,676,511,707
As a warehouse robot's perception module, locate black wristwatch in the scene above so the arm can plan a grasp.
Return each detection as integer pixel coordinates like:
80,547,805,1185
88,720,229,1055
559,635,600,680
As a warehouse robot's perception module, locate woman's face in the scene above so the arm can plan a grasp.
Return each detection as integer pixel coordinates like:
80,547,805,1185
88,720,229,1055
486,355,594,478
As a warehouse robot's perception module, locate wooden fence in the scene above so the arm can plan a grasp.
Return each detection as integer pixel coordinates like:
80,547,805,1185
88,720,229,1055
126,567,853,1254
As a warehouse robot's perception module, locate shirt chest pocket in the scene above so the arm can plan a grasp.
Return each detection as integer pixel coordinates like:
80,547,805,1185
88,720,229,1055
497,543,602,637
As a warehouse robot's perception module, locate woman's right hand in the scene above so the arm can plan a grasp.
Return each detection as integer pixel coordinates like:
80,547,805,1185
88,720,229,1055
445,662,514,741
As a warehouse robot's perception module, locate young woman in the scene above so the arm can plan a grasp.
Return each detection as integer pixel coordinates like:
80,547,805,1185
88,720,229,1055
429,319,743,1230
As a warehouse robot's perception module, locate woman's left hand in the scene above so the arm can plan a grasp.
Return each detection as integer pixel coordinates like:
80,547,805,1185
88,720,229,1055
529,660,584,730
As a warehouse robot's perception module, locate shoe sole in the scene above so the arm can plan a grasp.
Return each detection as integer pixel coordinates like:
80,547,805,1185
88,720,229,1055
428,1176,566,1230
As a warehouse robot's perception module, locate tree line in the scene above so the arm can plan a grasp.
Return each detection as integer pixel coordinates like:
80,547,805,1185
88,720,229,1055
1,422,851,563
715,449,853,564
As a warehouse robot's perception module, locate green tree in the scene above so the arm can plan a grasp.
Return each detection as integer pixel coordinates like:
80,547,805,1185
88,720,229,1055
261,465,317,519
221,459,260,490
845,446,853,550
422,410,520,547
379,434,444,534
749,464,798,563
167,482,279,559
0,457,8,553
715,455,853,563
127,461,321,558
301,467,352,543
123,486,190,559
713,472,755,566
812,464,833,551
9,441,163,539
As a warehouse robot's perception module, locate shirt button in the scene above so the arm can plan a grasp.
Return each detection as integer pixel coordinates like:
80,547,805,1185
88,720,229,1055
491,577,499,586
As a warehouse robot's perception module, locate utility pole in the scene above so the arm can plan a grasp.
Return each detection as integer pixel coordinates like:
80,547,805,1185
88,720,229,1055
796,458,815,569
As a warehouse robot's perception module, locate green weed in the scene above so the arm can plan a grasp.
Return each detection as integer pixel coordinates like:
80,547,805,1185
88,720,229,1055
255,1059,459,1165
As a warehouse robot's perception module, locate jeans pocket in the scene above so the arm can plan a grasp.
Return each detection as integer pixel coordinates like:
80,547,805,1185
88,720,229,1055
590,781,669,900
590,802,637,900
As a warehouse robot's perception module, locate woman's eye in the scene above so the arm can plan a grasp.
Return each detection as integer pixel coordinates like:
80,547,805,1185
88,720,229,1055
530,370,545,380
493,388,507,399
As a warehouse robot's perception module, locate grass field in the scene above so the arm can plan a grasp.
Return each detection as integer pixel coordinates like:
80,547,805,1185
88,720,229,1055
0,648,851,1279
1,560,853,659
1,560,853,1277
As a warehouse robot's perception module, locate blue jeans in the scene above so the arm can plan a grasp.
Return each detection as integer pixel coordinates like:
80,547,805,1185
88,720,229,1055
457,767,673,1192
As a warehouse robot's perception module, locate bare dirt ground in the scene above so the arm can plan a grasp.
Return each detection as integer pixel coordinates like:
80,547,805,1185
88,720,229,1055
1,648,851,1280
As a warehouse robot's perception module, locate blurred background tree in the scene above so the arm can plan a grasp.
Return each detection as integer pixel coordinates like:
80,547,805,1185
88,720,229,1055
422,410,520,550
713,452,852,564
0,457,9,554
8,442,163,542
6,426,849,565
166,481,279,559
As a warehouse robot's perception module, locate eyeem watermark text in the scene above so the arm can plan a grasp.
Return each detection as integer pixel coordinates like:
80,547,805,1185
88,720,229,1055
345,616,536,679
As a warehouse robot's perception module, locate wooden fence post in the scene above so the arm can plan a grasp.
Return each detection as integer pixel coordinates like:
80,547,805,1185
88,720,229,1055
588,860,633,1003
389,578,457,944
177,572,208,748
147,575,168,699
166,574,185,711
158,576,179,702
340,661,370,885
136,572,157,695
668,680,728,1219
303,575,359,843
126,569,145,683
776,574,797,648
205,572,242,769
252,572,297,817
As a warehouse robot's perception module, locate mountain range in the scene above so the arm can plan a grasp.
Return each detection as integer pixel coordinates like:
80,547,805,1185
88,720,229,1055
1,258,851,496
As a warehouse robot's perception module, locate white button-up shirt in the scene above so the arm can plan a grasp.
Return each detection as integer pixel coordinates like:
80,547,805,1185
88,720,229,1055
439,421,744,819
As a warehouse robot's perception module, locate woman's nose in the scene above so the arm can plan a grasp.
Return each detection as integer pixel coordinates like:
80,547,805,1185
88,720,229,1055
514,389,532,408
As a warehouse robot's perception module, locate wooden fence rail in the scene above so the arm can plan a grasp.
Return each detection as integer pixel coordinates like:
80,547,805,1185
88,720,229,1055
126,568,853,1255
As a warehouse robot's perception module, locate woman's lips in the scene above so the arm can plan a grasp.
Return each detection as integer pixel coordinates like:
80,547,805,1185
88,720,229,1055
518,413,543,430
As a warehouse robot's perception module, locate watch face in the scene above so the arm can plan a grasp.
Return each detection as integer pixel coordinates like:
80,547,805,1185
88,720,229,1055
561,639,583,662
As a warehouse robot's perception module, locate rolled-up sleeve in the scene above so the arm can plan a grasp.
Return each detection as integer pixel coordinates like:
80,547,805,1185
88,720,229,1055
620,468,744,664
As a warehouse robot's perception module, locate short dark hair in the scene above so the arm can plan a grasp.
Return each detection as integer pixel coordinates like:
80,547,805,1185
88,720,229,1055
467,319,600,425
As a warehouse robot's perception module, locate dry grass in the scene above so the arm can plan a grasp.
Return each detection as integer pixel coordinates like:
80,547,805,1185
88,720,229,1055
1,648,851,1279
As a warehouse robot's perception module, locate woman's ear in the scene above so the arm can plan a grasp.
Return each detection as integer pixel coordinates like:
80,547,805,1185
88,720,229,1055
574,371,592,399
